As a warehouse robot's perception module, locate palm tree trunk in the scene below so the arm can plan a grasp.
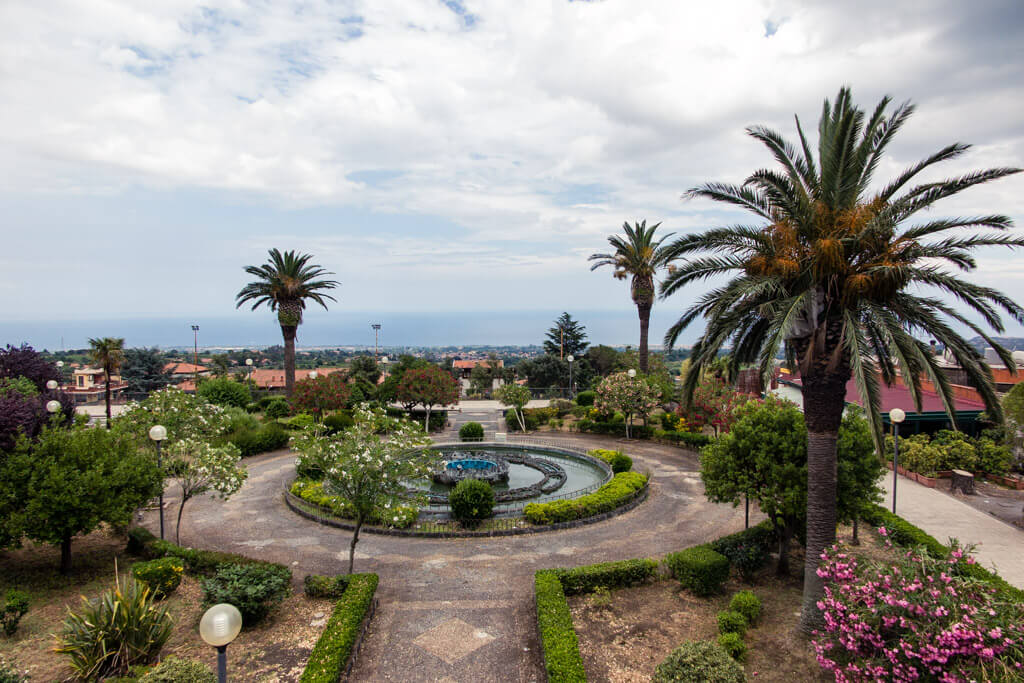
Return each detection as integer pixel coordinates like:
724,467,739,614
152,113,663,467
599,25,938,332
798,371,848,633
281,324,298,397
637,300,652,374
104,367,112,429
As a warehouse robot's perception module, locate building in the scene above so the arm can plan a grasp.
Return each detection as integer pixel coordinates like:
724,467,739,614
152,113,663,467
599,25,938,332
164,362,211,383
65,367,127,405
250,367,346,391
936,347,1024,393
452,359,504,396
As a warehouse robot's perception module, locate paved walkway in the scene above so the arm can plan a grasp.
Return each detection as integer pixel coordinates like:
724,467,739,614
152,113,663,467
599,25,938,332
142,434,746,682
880,472,1024,588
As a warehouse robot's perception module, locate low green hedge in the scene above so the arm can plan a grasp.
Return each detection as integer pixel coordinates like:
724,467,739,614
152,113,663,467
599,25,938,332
551,558,658,596
134,532,287,577
290,479,419,528
523,472,647,525
227,423,290,457
576,420,654,439
665,545,730,596
300,573,379,683
709,521,774,581
652,429,714,449
534,571,586,683
304,574,352,599
860,504,1024,602
587,448,632,473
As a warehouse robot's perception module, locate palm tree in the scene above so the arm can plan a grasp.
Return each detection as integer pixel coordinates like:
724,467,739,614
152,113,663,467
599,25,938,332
88,337,125,428
660,87,1022,633
236,249,339,397
589,221,675,373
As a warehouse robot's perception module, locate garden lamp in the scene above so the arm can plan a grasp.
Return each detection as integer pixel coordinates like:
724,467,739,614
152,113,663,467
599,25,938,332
245,358,253,386
627,368,636,378
566,355,574,399
200,603,242,683
149,425,167,540
46,399,61,414
46,379,58,391
889,408,906,514
309,370,318,379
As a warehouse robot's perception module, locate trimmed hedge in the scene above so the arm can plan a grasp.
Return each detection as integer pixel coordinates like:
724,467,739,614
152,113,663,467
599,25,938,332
458,421,485,441
300,573,379,683
716,610,747,636
551,558,658,596
534,571,586,683
653,429,714,449
861,504,1024,602
304,574,352,599
729,590,761,626
140,535,288,577
652,640,745,683
665,545,730,596
449,478,495,525
227,423,290,457
574,390,596,407
131,557,185,599
523,471,648,525
710,521,774,581
576,420,654,439
587,448,632,473
716,632,746,661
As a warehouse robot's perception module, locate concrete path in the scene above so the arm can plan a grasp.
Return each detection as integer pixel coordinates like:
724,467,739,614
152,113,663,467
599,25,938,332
142,434,746,682
880,472,1024,588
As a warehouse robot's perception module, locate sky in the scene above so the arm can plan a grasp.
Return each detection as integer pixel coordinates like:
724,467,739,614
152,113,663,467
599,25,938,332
2,0,1023,348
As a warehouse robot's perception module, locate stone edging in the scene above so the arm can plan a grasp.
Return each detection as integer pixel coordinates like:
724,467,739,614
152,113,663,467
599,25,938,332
283,481,651,539
344,596,378,680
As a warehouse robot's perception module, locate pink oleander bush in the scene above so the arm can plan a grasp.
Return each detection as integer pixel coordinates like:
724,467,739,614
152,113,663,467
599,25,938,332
812,531,1024,682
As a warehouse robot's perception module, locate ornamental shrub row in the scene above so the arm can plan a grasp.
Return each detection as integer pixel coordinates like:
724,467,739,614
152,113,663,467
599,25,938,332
523,472,648,525
131,527,289,578
289,479,419,529
652,429,714,449
550,558,658,595
131,557,185,599
300,574,379,683
664,545,730,596
226,422,290,457
304,574,352,599
534,571,586,683
575,420,655,439
586,448,632,473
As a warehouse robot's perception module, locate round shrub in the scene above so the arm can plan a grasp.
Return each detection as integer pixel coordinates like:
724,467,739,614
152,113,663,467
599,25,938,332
197,378,251,409
716,610,747,636
131,558,184,599
264,398,291,419
729,590,761,625
459,421,485,441
200,563,291,625
323,411,354,435
664,546,730,596
574,390,596,407
139,657,216,682
2,589,30,636
716,632,746,661
652,640,745,683
286,413,316,430
448,479,495,525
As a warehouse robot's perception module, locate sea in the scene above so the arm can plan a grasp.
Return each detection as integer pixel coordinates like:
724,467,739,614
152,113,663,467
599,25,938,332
0,309,697,351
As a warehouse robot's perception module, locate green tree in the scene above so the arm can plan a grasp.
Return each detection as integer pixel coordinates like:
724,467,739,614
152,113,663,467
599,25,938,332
292,373,351,419
292,406,432,573
196,377,251,409
836,407,884,544
395,366,459,431
585,344,620,377
589,220,676,373
236,249,340,397
543,312,589,358
10,424,161,573
594,372,661,438
88,337,125,428
166,439,247,544
662,88,1022,631
495,384,531,432
115,387,233,447
347,356,381,388
121,348,172,397
377,355,432,406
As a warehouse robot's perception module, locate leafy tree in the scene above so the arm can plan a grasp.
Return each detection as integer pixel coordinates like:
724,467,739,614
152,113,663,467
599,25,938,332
236,249,340,397
115,387,233,446
347,356,381,388
543,312,589,358
594,372,661,438
495,384,531,432
88,337,125,428
661,88,1022,631
292,373,351,419
196,377,251,409
210,354,231,377
1003,383,1024,464
615,350,676,403
121,348,172,397
678,376,753,435
585,344,620,377
589,220,676,373
836,407,884,544
395,366,459,431
516,354,571,389
9,424,161,573
292,406,432,573
376,355,432,406
0,344,61,391
166,439,246,544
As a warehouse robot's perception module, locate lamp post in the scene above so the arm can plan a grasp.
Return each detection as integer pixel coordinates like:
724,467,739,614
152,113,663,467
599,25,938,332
625,369,637,438
149,425,167,540
308,370,318,379
372,323,381,362
191,325,200,389
245,358,253,388
199,603,242,683
889,408,906,514
627,368,636,378
46,399,61,415
566,355,574,399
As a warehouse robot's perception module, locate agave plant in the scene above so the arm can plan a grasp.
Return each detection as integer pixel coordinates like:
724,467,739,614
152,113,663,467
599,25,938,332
55,568,173,680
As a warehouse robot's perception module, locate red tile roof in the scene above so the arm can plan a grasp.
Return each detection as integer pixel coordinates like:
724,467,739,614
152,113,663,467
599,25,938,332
164,362,208,374
785,375,986,414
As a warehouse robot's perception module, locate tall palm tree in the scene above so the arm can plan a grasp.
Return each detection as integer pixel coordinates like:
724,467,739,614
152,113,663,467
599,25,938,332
236,249,339,397
660,87,1022,633
88,337,125,428
589,221,675,373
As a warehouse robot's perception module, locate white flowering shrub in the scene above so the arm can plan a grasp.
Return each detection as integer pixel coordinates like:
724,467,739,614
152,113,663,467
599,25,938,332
166,438,247,543
595,372,661,438
115,387,233,445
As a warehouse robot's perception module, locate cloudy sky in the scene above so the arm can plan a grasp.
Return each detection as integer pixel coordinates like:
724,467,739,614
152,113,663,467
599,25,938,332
2,0,1023,344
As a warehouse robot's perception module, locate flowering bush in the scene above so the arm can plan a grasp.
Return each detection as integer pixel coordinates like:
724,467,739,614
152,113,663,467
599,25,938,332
813,535,1024,682
677,376,752,435
166,439,247,543
116,387,232,445
594,372,660,438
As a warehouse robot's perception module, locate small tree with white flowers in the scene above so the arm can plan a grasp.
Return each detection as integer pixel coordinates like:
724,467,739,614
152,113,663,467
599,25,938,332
167,439,247,544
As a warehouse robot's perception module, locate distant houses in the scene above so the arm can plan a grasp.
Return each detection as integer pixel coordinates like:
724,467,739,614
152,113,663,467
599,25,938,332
64,366,127,405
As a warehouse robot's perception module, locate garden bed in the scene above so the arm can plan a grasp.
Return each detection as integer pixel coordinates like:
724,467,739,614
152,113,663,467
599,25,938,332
0,528,334,682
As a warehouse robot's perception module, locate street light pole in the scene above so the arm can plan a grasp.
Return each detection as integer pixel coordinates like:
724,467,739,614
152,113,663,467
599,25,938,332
200,604,242,683
889,409,906,514
372,324,381,362
566,355,574,400
149,425,167,540
191,325,200,389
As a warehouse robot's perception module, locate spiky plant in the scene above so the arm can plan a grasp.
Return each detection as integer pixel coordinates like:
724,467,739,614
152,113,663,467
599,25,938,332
236,249,339,396
589,220,676,372
660,87,1022,632
88,336,124,428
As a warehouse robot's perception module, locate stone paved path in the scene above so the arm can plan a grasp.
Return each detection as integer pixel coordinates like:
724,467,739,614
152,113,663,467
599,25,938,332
142,434,747,682
880,472,1024,588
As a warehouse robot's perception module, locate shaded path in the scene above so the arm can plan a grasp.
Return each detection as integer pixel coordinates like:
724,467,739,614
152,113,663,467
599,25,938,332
142,435,748,682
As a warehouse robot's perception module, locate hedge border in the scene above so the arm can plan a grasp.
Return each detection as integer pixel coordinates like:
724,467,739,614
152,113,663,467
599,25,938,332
300,573,379,683
283,479,649,539
535,571,586,683
128,527,290,578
